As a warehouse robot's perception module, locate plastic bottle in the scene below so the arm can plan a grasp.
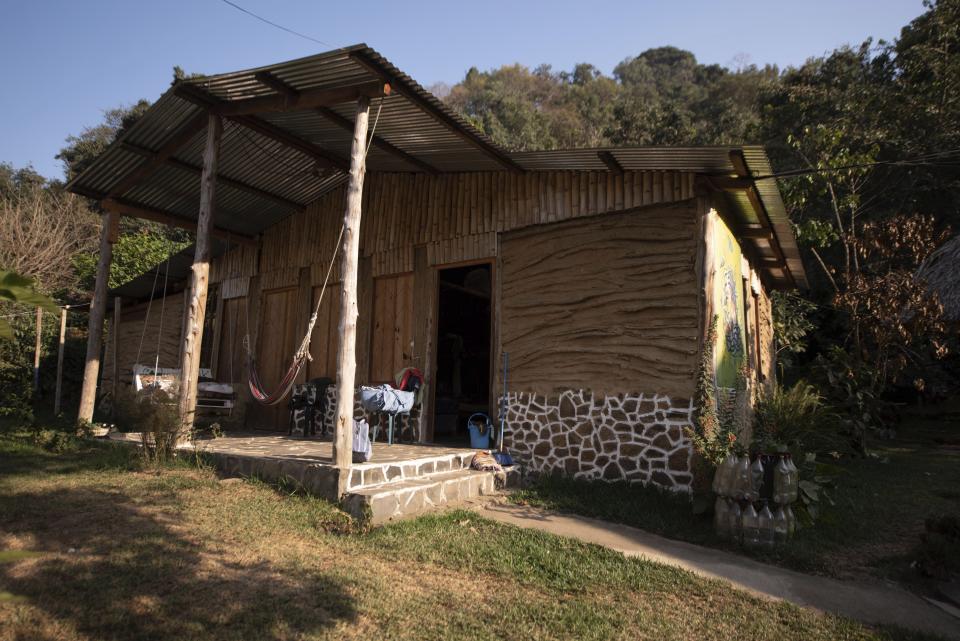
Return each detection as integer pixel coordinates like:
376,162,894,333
785,504,797,538
727,500,743,544
758,502,775,548
725,452,740,496
714,497,730,539
734,455,752,500
773,505,789,543
748,456,764,502
773,455,789,504
713,453,736,496
742,502,761,547
785,455,799,503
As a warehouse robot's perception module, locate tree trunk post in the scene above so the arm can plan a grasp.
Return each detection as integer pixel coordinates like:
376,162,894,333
111,296,121,417
333,95,370,497
77,212,118,425
54,306,68,416
177,113,222,441
33,306,42,394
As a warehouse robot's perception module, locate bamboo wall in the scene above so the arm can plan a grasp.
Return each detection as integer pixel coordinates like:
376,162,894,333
207,170,699,432
210,170,697,288
102,294,185,391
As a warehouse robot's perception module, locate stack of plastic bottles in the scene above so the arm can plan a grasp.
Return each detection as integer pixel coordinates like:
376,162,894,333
712,452,799,546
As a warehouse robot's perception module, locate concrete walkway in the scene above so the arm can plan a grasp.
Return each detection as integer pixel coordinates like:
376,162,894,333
474,501,960,640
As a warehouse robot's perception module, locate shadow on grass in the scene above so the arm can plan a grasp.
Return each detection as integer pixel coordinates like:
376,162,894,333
0,445,356,640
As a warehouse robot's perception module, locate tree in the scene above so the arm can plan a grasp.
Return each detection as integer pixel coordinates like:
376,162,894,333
0,173,98,298
57,101,150,183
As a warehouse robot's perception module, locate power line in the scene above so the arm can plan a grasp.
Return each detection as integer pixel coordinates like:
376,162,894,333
217,0,336,49
751,149,960,181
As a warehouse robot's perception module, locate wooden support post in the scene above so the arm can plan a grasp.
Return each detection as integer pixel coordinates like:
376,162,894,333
54,306,68,415
177,113,223,439
33,306,42,394
333,96,371,496
412,246,437,443
111,297,121,416
77,212,118,424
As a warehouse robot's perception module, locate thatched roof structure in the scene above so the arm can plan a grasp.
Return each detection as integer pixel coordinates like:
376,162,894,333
921,234,960,321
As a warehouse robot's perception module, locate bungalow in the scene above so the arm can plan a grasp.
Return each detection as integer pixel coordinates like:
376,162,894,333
69,45,806,500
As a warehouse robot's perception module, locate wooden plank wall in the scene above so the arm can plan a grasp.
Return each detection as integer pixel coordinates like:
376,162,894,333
305,283,342,381
206,170,698,429
215,296,248,384
211,170,697,290
102,294,186,389
499,201,701,399
757,283,776,386
369,274,415,383
251,287,299,429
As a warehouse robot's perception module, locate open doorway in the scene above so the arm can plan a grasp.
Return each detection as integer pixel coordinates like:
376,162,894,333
432,263,492,446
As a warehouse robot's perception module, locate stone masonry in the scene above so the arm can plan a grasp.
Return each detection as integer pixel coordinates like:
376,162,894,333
501,389,695,490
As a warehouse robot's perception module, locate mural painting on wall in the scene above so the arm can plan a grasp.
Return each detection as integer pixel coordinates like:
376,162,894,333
712,218,746,389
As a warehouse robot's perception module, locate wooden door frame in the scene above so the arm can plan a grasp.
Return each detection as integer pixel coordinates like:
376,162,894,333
429,257,497,442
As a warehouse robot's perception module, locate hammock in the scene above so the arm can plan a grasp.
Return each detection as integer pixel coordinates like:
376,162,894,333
244,97,383,406
244,224,342,406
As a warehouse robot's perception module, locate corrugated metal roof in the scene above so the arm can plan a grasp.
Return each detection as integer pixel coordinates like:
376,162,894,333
68,45,805,288
512,146,806,288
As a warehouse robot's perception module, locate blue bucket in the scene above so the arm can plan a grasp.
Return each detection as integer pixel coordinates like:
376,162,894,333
467,413,493,449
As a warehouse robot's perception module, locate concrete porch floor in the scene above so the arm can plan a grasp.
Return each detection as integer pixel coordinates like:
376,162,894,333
107,431,506,524
183,431,476,465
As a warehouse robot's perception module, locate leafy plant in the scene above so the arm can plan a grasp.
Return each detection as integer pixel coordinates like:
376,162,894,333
686,316,739,468
771,291,816,372
113,385,180,466
0,270,58,340
753,381,847,456
914,514,960,580
793,453,842,525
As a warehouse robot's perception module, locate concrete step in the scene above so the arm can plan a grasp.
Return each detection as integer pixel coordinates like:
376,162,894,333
343,467,512,525
345,450,476,493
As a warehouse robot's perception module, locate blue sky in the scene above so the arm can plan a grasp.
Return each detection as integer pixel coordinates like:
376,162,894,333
0,0,925,180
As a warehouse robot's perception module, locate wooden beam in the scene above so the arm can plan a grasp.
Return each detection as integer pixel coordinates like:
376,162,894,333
348,49,525,174
175,83,350,172
109,112,208,198
597,151,624,175
101,198,257,248
77,212,117,424
120,141,304,211
254,70,439,175
317,106,440,175
200,79,389,117
54,306,67,416
111,296,121,417
333,95,371,496
178,113,223,439
696,169,797,289
231,114,350,172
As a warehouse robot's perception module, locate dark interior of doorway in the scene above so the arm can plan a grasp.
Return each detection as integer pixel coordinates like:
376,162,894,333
433,264,491,446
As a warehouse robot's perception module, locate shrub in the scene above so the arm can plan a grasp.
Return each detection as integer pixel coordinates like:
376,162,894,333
915,515,960,580
753,381,847,456
113,385,180,465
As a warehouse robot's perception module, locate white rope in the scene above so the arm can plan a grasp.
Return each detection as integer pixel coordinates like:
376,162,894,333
153,250,172,375
256,95,385,365
134,262,163,369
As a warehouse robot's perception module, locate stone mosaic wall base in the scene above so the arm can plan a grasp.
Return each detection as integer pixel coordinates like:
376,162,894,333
501,390,694,490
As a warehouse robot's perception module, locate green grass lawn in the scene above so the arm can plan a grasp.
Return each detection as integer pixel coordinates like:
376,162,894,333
0,428,943,641
510,411,960,585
